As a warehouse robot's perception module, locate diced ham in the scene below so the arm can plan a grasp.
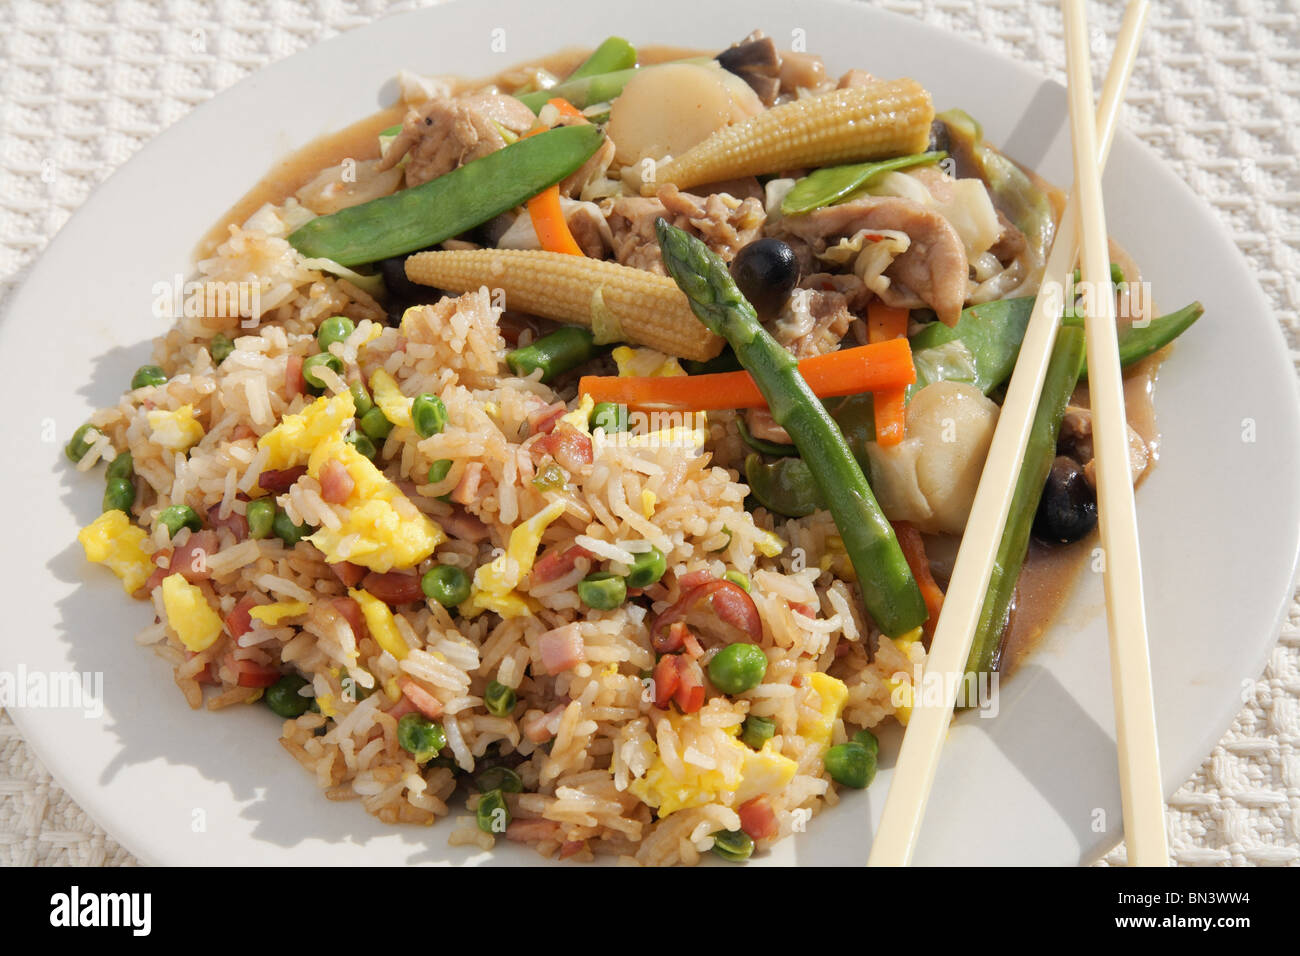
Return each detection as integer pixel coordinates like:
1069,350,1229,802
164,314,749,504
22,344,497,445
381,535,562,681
284,354,304,398
531,544,594,585
399,678,444,719
225,595,259,639
653,620,689,654
169,530,220,583
652,655,680,710
672,655,705,714
387,696,419,721
319,458,355,504
653,579,763,644
505,818,563,844
257,466,307,493
528,401,568,435
439,508,490,543
522,703,567,743
361,570,424,605
539,623,585,674
135,564,169,598
536,425,592,471
207,504,248,541
682,632,705,659
737,796,780,841
231,657,282,689
329,597,368,643
451,462,483,505
790,602,816,619
329,561,367,588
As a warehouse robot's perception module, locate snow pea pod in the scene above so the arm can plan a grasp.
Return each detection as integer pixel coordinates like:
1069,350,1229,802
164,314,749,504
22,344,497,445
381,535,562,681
1066,300,1203,379
781,151,948,215
745,454,825,518
288,125,604,266
909,296,1035,395
566,37,637,81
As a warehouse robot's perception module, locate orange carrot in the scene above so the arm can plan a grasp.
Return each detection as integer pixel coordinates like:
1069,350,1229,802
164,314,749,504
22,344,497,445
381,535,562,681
522,101,587,256
868,302,910,446
579,338,916,411
892,521,944,638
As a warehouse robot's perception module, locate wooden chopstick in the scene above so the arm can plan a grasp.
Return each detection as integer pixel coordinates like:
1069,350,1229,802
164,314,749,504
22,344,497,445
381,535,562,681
1061,0,1169,866
867,0,1152,867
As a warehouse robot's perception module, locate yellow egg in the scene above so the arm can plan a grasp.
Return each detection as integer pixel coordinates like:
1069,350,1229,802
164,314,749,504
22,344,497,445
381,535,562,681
734,743,798,806
257,391,356,471
798,672,849,750
160,573,224,652
472,498,566,602
557,393,595,434
368,369,413,429
641,490,658,518
147,404,204,452
350,588,409,661
248,601,309,626
77,510,155,594
612,346,686,378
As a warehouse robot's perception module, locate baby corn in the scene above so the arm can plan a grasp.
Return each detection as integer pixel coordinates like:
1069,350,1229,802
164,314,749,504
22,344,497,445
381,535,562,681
645,78,934,194
405,249,724,361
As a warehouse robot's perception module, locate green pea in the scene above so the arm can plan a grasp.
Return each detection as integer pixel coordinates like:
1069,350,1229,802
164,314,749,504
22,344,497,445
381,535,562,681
265,674,311,718
102,476,136,513
476,788,511,834
272,510,311,546
105,451,133,481
158,504,201,538
824,741,876,789
589,401,628,434
427,459,453,484
421,565,471,607
577,571,627,610
345,430,377,460
531,461,566,491
359,406,394,441
707,643,767,695
316,315,356,350
625,546,666,589
475,765,523,793
302,352,343,390
64,424,98,463
484,680,517,717
852,728,879,759
131,365,167,389
412,394,448,439
740,715,776,750
210,332,235,365
711,829,754,862
349,382,374,416
724,570,751,592
245,499,276,539
397,712,447,763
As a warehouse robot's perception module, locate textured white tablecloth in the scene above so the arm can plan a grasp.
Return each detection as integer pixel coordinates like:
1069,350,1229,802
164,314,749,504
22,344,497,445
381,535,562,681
1,0,1296,867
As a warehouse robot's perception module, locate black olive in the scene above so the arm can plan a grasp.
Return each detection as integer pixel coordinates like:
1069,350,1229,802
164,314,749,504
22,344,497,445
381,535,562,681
729,238,800,318
1033,456,1098,544
927,119,951,155
377,255,422,301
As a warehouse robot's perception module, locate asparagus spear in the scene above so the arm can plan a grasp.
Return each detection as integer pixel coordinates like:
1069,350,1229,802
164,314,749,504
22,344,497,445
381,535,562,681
656,219,926,638
506,326,598,382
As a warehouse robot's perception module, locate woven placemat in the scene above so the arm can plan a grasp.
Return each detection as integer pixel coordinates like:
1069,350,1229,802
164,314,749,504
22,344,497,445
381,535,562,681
1,0,1296,867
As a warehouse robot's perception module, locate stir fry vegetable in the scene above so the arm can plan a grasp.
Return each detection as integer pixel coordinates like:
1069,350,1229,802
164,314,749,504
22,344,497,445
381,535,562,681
782,150,948,214
565,36,637,82
507,326,597,382
289,124,604,266
867,302,910,446
515,67,639,113
1067,300,1203,379
656,220,926,637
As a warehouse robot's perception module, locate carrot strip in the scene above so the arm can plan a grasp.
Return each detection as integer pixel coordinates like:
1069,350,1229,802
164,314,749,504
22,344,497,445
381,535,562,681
522,103,587,257
579,338,916,411
868,302,910,446
892,521,944,638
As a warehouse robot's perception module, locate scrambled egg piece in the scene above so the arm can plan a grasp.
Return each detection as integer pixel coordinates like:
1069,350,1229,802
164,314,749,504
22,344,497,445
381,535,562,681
734,743,799,807
753,529,785,558
467,499,566,619
160,573,224,652
77,510,155,594
798,672,849,751
147,404,204,453
248,601,309,626
316,694,337,718
612,346,685,378
350,588,409,660
306,436,443,572
641,490,657,518
369,369,413,428
257,391,356,471
557,393,594,433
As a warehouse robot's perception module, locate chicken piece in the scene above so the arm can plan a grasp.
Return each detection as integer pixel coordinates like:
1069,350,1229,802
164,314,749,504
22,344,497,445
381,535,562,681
1058,405,1151,487
772,284,857,359
379,92,537,188
604,185,765,274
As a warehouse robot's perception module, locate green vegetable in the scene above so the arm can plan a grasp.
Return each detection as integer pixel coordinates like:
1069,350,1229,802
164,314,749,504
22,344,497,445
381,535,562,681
965,325,1086,678
358,406,394,441
102,477,135,514
625,546,666,589
744,453,825,518
210,332,235,365
683,348,742,376
131,365,167,389
532,461,567,491
272,510,311,546
909,296,1035,395
105,452,133,482
656,219,926,637
782,151,948,214
397,712,447,763
316,315,356,350
824,741,876,789
265,674,311,718
411,394,448,438
483,680,517,718
345,430,377,460
852,728,880,759
303,353,343,390
736,418,797,457
740,715,776,750
507,326,597,383
158,504,201,538
288,125,605,266
1067,300,1203,379
707,642,767,694
476,789,511,833
1072,262,1125,286
566,36,637,81
589,401,628,434
349,382,374,416
475,765,523,793
64,424,98,463
711,829,755,862
724,570,750,592
577,571,627,610
246,499,276,539
421,565,471,608
427,458,453,485
515,67,637,113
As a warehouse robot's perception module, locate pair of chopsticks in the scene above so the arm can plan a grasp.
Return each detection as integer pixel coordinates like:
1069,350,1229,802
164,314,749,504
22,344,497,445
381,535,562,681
867,0,1169,866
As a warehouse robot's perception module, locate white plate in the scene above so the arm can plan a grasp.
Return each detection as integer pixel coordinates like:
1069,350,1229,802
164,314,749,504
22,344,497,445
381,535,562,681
3,0,1298,867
